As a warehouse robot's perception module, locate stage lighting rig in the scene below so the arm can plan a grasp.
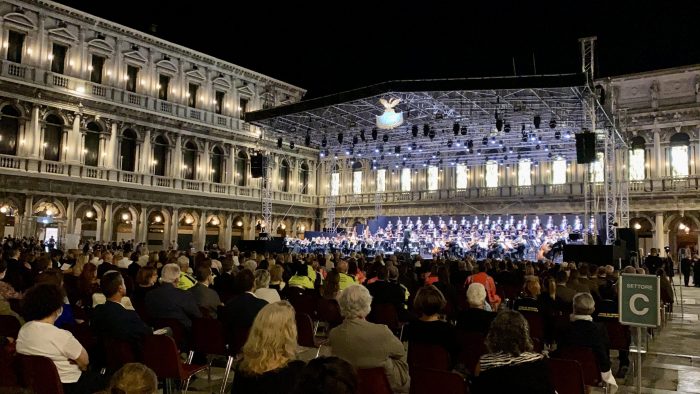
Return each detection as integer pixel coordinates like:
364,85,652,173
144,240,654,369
534,115,541,129
371,128,378,140
337,132,343,144
412,124,418,137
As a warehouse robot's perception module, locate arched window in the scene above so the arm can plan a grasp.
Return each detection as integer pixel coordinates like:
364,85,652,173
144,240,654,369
120,129,137,171
0,106,20,156
590,152,605,182
552,157,567,185
456,164,468,189
300,162,309,194
485,160,498,187
518,159,532,186
330,164,340,196
182,141,197,180
43,115,63,162
84,122,101,167
629,136,646,181
236,151,247,186
352,161,363,194
279,159,290,192
670,132,689,178
152,135,168,176
376,168,386,193
427,165,438,191
211,146,224,183
401,167,411,192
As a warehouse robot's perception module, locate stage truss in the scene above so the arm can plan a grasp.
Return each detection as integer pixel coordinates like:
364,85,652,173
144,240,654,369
248,39,628,243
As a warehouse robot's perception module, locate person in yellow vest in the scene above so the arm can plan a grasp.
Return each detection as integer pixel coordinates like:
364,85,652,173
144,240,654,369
337,260,356,291
288,261,316,290
177,255,196,290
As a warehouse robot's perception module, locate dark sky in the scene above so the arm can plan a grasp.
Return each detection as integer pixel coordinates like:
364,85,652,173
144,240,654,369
57,0,700,98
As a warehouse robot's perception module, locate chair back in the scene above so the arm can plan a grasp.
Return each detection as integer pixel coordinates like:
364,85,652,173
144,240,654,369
289,293,317,318
0,315,21,339
192,318,227,356
316,298,343,328
520,310,545,342
604,320,631,351
368,303,400,332
410,367,467,394
227,327,250,355
357,367,393,394
455,330,487,374
152,318,186,349
103,337,139,371
556,346,602,387
408,343,450,371
142,334,184,380
17,354,64,394
547,357,586,394
0,344,19,388
296,313,317,348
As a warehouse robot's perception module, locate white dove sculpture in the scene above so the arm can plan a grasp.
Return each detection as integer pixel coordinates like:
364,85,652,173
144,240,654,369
376,97,404,129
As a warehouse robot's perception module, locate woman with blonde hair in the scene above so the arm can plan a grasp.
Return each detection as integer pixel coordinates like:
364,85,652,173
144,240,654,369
106,362,157,394
231,301,305,394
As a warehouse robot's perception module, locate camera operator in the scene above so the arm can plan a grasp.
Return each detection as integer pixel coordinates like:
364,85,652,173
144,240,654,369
644,248,664,274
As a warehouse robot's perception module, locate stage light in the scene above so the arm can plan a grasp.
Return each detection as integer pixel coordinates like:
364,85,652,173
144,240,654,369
360,129,366,141
536,144,541,150
453,122,460,135
305,133,311,146
496,118,503,132
423,124,430,137
371,128,378,140
504,123,511,133
482,137,488,145
412,124,418,137
554,130,561,140
461,126,467,136
352,135,358,145
534,115,541,129
321,135,327,147
122,213,130,221
85,210,94,219
277,137,283,148
428,129,436,140
394,146,401,154
337,132,343,144
634,222,641,230
679,223,687,230
549,118,557,129
467,140,474,149
382,134,389,143
411,142,417,150
289,141,295,149
447,140,453,148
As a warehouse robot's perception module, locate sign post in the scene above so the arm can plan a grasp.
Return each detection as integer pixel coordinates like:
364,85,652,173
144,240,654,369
619,274,661,394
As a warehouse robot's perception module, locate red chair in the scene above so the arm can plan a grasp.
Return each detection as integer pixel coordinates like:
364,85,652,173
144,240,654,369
604,320,631,351
102,337,139,372
547,357,586,394
17,354,64,394
142,334,206,393
556,346,604,389
368,303,404,338
456,330,487,374
357,367,393,394
0,344,19,389
316,298,343,329
410,367,467,394
520,311,545,343
226,326,250,356
289,293,317,319
0,315,21,339
407,343,450,371
296,312,323,358
152,318,187,349
189,318,233,394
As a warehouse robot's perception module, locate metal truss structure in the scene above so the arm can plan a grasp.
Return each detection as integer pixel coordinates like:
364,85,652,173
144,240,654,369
261,151,273,234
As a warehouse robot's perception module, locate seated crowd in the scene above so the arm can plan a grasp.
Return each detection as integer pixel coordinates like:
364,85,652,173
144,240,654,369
0,235,668,393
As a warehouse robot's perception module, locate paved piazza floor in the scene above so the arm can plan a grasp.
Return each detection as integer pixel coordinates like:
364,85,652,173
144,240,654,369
184,274,700,393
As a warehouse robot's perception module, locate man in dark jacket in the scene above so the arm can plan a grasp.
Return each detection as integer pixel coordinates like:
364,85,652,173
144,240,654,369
557,292,611,374
220,269,268,330
92,271,152,342
681,255,693,286
145,263,202,330
644,249,663,275
3,247,32,291
366,265,406,312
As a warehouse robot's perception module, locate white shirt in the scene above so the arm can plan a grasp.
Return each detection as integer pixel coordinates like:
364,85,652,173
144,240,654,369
116,258,131,269
16,321,84,383
254,288,281,304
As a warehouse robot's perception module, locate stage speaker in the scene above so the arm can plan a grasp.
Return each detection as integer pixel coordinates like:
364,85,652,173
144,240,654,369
251,155,265,178
616,227,638,261
575,132,596,164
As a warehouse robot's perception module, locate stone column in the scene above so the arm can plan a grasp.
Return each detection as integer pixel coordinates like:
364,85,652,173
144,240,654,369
172,135,182,178
196,211,207,250
141,129,151,175
66,198,75,234
653,130,662,178
202,140,210,181
226,145,235,184
22,195,33,238
67,113,81,164
136,207,148,244
106,121,118,173
654,212,665,253
222,213,233,250
103,202,113,242
170,207,179,250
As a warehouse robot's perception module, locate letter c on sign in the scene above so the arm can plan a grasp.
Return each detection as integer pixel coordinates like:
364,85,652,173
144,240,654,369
630,294,649,316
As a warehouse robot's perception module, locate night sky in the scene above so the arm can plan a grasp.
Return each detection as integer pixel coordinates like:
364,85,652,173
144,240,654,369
57,0,700,98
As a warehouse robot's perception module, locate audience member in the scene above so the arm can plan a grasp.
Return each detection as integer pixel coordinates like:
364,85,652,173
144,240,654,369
291,356,357,394
189,265,222,318
221,269,268,330
92,271,152,343
456,283,496,334
104,362,158,394
403,285,459,362
145,263,201,330
254,269,281,304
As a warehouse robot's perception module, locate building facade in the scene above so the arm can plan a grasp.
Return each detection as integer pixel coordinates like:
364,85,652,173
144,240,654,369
0,1,699,256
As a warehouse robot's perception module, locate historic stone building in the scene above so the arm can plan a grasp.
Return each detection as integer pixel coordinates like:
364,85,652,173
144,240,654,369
0,1,699,256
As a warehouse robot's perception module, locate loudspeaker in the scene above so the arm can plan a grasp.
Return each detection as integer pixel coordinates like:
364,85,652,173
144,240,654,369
251,155,264,178
575,132,596,164
616,227,638,261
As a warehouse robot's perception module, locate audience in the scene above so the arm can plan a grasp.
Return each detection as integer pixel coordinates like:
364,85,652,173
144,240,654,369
473,310,554,393
231,301,305,394
132,266,159,303
104,362,157,394
291,356,357,394
221,269,268,330
92,271,152,343
145,263,201,330
320,269,341,300
467,261,502,310
254,269,281,304
456,283,496,335
403,285,459,362
189,265,223,318
329,285,409,393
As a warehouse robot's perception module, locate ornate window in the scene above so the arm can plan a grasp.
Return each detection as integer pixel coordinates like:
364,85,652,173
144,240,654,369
427,166,438,191
330,171,340,196
44,115,64,162
352,162,362,195
182,141,197,180
518,159,532,186
376,169,386,192
0,106,20,156
401,168,411,192
211,146,224,183
152,135,168,176
456,164,468,189
236,151,248,186
84,122,101,167
552,157,567,185
279,159,290,192
629,136,646,181
300,162,309,194
590,152,605,183
485,161,498,188
670,133,689,178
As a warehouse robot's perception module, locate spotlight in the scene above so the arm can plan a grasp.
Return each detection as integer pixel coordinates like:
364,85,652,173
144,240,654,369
412,124,418,138
447,140,453,148
304,133,311,146
289,141,295,149
360,129,366,141
423,124,430,137
522,135,528,142
352,135,358,145
633,222,641,230
534,115,541,129
428,129,436,140
549,118,557,129
337,132,343,144
394,146,401,154
521,124,526,132
411,142,417,150
504,123,511,133
453,122,460,135
321,135,327,147
277,137,283,148
536,144,541,150
554,130,561,140
496,118,503,132
383,134,389,143
482,137,488,145
460,126,467,136
85,210,94,219
371,128,378,140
